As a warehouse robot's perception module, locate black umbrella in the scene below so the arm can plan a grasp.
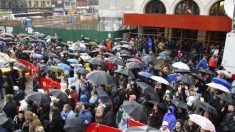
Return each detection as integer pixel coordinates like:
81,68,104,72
86,70,116,85
176,74,194,85
122,101,147,123
136,82,160,102
63,118,86,132
76,68,88,75
88,58,106,67
114,69,135,79
125,126,160,132
159,50,171,56
48,53,58,58
156,55,171,61
120,50,132,57
171,98,188,110
104,52,114,57
49,89,69,103
96,88,110,104
190,73,206,83
0,113,8,125
217,94,235,105
193,101,218,116
53,58,61,64
25,92,51,106
108,56,125,66
126,62,142,69
174,69,191,73
142,55,154,62
198,69,216,76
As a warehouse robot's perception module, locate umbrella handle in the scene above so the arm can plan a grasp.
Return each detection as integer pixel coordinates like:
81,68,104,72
197,127,200,132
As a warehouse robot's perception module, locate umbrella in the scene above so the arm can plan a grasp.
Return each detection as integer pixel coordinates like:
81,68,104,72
88,58,106,66
121,44,133,49
73,42,86,48
57,63,72,71
107,56,125,66
25,92,51,106
48,53,58,58
63,118,85,132
206,82,230,93
156,55,171,61
167,73,179,84
126,62,142,69
172,62,190,71
216,94,235,105
199,69,216,76
76,68,88,75
174,69,191,73
114,69,135,79
212,77,232,89
150,76,169,85
171,98,188,110
190,73,206,83
189,114,215,132
142,55,154,62
32,54,44,59
136,82,160,102
193,101,218,116
86,70,115,85
53,58,61,64
159,50,171,56
124,126,160,132
120,50,132,57
216,70,232,78
67,59,79,64
96,88,110,104
80,55,91,62
49,89,69,103
176,75,194,85
126,58,143,64
49,66,64,73
104,52,114,57
112,45,121,51
22,50,32,54
122,101,147,123
138,71,153,78
0,113,9,125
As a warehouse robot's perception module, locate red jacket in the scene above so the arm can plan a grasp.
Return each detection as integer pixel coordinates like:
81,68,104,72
209,57,217,68
70,90,78,107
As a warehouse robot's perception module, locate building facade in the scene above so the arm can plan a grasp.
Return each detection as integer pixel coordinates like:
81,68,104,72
99,0,232,44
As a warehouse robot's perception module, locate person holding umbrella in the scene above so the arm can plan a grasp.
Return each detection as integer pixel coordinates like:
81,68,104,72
162,106,176,131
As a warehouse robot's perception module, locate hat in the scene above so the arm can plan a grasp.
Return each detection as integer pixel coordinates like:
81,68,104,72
129,94,136,101
162,121,169,126
13,86,19,91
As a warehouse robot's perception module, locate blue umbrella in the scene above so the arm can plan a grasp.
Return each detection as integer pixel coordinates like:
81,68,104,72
67,59,79,64
32,54,44,59
167,73,179,83
57,63,72,71
212,77,232,89
138,71,153,78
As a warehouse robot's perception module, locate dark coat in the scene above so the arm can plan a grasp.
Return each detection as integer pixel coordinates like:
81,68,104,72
103,108,115,127
49,117,63,132
17,77,26,91
13,90,25,106
3,100,16,119
147,109,163,129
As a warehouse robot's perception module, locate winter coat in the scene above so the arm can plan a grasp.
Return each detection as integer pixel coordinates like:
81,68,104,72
3,100,17,119
13,90,25,106
78,109,93,125
103,108,115,127
84,63,92,73
147,110,163,129
95,103,105,123
28,114,42,132
209,57,217,68
196,59,208,69
162,106,176,131
61,110,75,121
49,116,63,132
70,90,78,108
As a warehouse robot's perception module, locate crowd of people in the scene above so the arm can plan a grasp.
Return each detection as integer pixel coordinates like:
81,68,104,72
0,32,234,132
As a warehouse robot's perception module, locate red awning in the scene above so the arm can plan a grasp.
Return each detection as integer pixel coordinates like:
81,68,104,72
124,14,232,32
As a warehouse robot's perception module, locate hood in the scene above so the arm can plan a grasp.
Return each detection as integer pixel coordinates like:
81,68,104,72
85,63,90,68
80,95,88,103
169,106,175,114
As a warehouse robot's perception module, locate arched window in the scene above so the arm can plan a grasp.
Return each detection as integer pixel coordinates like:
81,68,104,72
145,0,166,14
209,0,225,16
175,0,200,15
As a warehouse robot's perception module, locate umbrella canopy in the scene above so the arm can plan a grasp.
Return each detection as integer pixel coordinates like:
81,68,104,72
49,66,64,73
125,126,160,132
67,59,79,64
57,63,72,71
88,58,106,67
63,118,85,132
0,113,9,125
171,98,188,110
190,73,206,83
107,56,125,66
32,54,44,59
193,101,218,116
206,82,230,93
142,55,154,62
176,75,194,85
126,58,143,64
126,62,142,69
80,54,91,62
172,62,190,71
138,71,153,78
76,68,88,75
112,45,121,51
22,50,32,54
216,70,232,78
189,114,215,132
120,50,132,57
104,52,114,57
199,69,216,76
212,77,232,89
216,94,235,105
122,101,147,123
52,58,61,64
150,76,169,85
174,69,191,73
96,88,110,104
25,92,51,106
136,82,160,102
159,50,171,56
86,70,116,85
48,53,58,58
121,44,133,49
156,55,171,61
114,69,135,79
49,89,69,103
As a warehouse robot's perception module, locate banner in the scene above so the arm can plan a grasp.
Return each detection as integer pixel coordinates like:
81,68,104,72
16,58,38,76
39,77,61,91
86,123,121,132
128,119,145,127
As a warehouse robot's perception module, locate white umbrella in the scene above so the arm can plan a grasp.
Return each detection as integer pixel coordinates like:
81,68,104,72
172,62,190,71
150,76,169,85
206,82,230,93
189,114,215,132
80,55,91,62
216,70,232,78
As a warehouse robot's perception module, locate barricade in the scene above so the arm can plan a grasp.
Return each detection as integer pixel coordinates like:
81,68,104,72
39,77,61,91
86,123,122,132
128,119,145,127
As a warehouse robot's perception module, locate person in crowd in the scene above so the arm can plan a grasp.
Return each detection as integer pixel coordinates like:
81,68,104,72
196,55,208,69
70,86,78,110
160,121,170,132
14,111,26,130
95,99,106,123
208,55,218,72
78,103,93,126
147,103,163,129
118,118,127,130
3,94,17,119
89,89,99,106
25,111,42,132
61,104,75,121
13,86,25,106
17,72,26,91
162,106,176,131
49,107,63,132
172,119,185,132
0,70,4,99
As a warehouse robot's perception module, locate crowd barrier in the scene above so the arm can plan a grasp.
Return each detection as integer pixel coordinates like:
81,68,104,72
128,119,145,127
86,123,122,132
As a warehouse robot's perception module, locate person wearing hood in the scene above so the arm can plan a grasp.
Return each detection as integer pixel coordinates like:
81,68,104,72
162,106,176,131
78,103,93,126
84,63,92,73
25,111,42,132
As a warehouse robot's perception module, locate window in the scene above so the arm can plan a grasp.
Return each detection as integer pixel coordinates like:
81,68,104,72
209,0,225,16
175,0,199,15
29,1,32,7
145,0,166,14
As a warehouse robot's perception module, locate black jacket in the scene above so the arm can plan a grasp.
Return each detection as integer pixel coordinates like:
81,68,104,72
3,100,17,119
